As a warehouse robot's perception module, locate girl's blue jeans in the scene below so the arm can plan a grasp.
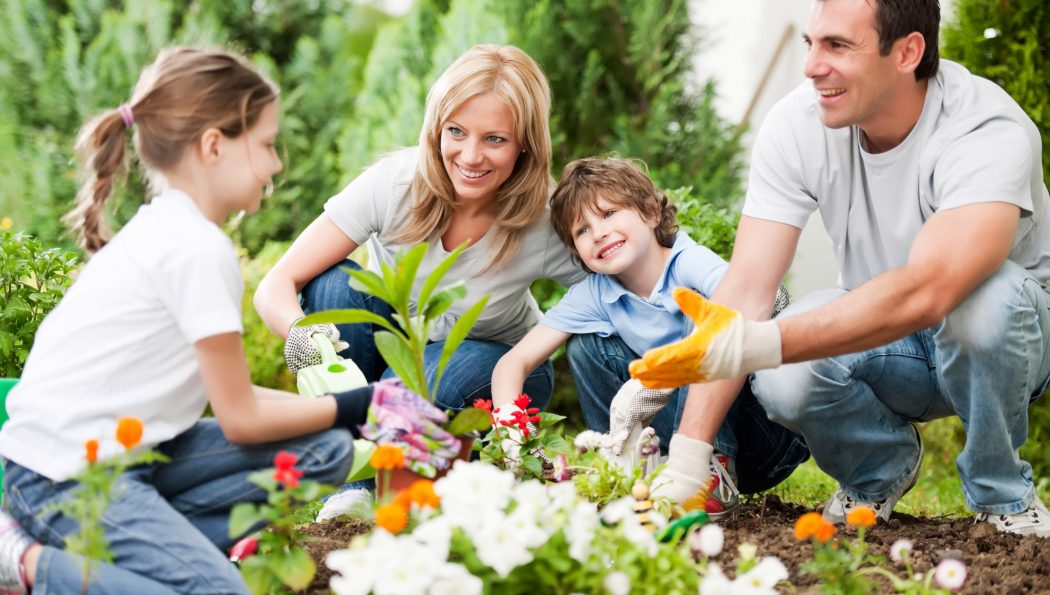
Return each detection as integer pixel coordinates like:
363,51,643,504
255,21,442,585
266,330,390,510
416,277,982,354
3,420,353,594
566,333,810,493
752,261,1050,515
301,259,555,411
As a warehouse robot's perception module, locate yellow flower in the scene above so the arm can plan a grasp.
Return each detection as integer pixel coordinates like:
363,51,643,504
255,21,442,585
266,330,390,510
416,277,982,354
0,217,12,230
846,506,877,529
370,444,406,470
374,502,409,534
115,416,143,450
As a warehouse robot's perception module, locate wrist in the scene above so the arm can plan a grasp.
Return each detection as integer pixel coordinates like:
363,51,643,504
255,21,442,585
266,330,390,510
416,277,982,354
742,319,783,372
330,385,374,436
667,434,714,473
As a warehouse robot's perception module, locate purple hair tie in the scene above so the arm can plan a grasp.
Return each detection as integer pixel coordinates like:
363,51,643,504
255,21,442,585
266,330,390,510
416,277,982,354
117,104,135,129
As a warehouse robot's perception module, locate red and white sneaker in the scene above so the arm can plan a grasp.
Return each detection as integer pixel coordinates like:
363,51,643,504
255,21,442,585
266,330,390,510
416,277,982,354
704,454,740,519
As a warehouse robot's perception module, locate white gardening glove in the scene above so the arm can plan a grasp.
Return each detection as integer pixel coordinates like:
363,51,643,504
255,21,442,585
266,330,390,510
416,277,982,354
630,288,782,389
602,379,674,457
284,316,350,375
651,434,714,509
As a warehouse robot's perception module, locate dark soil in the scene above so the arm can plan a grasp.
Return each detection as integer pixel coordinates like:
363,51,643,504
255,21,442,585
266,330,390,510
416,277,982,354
298,495,1050,594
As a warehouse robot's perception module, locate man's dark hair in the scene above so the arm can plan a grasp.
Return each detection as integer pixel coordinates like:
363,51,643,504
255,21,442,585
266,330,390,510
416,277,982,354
872,0,941,80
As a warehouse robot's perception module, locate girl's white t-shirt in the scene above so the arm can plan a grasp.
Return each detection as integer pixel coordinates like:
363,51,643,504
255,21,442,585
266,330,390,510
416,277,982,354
324,148,585,345
0,188,243,481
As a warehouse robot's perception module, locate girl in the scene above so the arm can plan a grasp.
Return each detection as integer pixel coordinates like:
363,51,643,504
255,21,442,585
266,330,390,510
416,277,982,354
0,47,376,593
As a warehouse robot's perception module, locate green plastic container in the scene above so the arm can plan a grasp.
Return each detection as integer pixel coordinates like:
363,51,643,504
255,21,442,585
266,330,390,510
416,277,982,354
0,378,14,493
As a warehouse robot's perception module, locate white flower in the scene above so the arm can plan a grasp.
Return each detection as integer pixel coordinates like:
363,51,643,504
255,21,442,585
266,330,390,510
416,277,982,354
436,461,515,531
429,562,482,595
603,570,631,595
693,524,724,558
511,479,549,520
889,538,913,563
574,430,604,451
566,501,600,562
601,496,634,525
699,562,732,595
983,27,998,39
546,480,579,515
736,557,789,592
327,548,375,595
505,505,552,549
737,543,757,562
618,509,658,556
413,516,453,562
934,558,967,591
472,514,535,577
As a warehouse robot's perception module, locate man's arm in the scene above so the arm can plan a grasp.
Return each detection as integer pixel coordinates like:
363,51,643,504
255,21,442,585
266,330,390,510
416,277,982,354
779,202,1019,363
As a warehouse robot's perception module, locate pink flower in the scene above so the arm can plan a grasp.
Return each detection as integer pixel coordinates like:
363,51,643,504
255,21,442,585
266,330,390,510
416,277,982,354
934,558,967,591
889,539,913,563
551,454,570,482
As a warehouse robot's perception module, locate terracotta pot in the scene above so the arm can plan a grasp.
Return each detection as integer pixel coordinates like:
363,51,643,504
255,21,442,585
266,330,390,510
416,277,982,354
378,436,474,497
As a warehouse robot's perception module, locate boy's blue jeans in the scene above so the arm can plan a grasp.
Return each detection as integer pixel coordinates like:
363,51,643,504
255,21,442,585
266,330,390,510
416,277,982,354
567,333,809,493
752,262,1050,515
302,259,554,411
3,420,353,594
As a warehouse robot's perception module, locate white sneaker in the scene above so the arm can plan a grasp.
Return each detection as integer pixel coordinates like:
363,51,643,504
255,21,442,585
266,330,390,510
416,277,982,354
0,510,33,594
823,426,923,524
315,489,373,523
976,495,1050,538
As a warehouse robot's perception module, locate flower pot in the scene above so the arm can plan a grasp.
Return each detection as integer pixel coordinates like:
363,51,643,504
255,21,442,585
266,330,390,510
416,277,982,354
378,436,474,497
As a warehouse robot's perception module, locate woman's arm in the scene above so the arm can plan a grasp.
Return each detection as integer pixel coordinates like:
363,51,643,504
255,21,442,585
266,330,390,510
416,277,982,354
195,332,338,443
491,325,571,409
253,214,359,338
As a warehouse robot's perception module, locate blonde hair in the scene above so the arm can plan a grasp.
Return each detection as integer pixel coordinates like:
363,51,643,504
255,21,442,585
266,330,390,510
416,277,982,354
550,157,679,273
66,47,278,253
387,44,553,272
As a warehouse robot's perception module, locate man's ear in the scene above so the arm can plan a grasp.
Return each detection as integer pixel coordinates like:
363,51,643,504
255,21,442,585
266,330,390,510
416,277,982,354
895,31,925,76
197,128,224,164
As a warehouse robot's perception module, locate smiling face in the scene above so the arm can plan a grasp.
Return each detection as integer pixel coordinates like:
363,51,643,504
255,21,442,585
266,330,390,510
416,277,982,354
802,0,901,131
571,195,661,278
439,93,522,209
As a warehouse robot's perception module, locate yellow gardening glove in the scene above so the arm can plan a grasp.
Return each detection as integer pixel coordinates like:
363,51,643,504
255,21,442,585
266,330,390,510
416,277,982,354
629,288,782,389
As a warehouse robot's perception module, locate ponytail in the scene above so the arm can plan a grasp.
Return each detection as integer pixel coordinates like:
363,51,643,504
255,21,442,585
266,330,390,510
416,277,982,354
66,108,132,254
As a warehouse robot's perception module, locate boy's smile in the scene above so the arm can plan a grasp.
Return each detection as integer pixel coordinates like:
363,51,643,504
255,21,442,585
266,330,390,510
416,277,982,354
572,196,671,296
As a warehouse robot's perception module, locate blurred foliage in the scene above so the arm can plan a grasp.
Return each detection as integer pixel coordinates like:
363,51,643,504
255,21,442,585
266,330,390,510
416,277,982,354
237,240,295,392
942,0,1050,481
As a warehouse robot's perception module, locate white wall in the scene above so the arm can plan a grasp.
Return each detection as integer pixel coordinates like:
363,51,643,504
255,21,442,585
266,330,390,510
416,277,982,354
688,0,955,297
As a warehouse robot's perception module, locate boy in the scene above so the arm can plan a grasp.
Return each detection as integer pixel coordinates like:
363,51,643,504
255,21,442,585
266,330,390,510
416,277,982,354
491,157,808,516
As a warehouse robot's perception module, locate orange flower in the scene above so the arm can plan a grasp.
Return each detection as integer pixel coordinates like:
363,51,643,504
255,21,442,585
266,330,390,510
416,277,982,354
846,506,877,529
815,521,838,543
84,439,99,464
370,444,406,470
374,502,409,534
407,480,440,509
793,512,825,541
115,416,143,450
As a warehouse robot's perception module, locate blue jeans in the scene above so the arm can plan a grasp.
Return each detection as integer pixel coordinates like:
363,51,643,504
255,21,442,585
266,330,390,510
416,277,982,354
567,333,809,493
301,260,554,411
3,419,353,593
752,262,1050,515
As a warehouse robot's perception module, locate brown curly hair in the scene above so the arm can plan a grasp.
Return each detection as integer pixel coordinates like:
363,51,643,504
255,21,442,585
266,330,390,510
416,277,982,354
550,156,678,272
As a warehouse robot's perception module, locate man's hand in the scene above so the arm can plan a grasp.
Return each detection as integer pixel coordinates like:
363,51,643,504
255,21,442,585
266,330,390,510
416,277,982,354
651,434,714,510
629,288,782,388
604,379,673,456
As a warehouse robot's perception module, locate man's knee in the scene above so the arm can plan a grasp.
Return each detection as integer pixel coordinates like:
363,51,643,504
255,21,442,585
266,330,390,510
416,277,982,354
751,362,832,429
938,262,1043,355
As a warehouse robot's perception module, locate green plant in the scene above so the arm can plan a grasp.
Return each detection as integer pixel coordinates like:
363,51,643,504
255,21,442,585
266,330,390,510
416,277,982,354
0,229,79,377
51,417,168,589
478,394,572,481
228,450,332,595
235,241,295,391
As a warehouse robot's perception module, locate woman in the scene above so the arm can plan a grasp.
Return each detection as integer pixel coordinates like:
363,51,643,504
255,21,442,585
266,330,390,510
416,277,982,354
255,44,583,415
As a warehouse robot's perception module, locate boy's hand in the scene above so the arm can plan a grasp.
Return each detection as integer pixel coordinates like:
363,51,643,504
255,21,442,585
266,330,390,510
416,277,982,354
604,379,673,456
629,288,782,388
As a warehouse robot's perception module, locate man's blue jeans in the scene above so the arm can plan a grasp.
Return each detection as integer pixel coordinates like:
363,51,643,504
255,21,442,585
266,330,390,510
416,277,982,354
567,333,809,493
302,260,554,411
3,420,353,594
752,262,1050,515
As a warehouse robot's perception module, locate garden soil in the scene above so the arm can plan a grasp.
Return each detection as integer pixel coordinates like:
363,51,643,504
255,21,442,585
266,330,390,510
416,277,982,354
299,494,1050,594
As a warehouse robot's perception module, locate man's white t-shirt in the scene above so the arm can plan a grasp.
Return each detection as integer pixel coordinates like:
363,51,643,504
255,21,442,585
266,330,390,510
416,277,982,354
744,60,1050,290
324,148,585,345
0,188,243,481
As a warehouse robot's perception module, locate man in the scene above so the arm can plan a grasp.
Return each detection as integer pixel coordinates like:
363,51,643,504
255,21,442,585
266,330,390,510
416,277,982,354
631,0,1050,537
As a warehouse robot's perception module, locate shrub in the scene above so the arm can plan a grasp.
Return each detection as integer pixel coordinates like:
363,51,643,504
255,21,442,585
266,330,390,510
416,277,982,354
0,229,79,377
238,241,295,392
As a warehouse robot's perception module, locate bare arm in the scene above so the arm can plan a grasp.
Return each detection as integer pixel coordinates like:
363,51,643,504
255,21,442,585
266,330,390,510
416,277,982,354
491,325,571,409
778,202,1019,362
253,214,359,338
195,332,338,443
675,216,801,441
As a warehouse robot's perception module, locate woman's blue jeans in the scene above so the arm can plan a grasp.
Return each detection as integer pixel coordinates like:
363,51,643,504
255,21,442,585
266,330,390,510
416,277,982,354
752,262,1050,515
2,420,353,594
566,333,809,493
301,260,555,411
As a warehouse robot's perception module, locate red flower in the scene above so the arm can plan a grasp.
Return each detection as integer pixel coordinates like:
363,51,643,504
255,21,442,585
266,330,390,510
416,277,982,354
513,394,531,410
274,450,298,470
273,450,304,488
473,398,492,412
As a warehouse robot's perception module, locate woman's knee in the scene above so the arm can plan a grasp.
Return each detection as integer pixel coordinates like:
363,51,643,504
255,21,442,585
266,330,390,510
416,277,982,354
300,259,362,313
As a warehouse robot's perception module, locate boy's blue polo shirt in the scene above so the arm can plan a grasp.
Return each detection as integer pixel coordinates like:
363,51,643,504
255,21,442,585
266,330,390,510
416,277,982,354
541,233,728,357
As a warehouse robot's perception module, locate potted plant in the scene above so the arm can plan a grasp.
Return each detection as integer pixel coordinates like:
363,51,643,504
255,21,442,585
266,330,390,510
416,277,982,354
299,242,492,483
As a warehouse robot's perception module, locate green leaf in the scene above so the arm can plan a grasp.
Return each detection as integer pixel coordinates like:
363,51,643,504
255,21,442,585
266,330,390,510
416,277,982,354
520,455,544,479
418,241,468,307
422,281,467,321
391,244,427,313
374,330,427,397
267,546,316,591
239,556,276,595
446,407,492,436
299,309,400,335
228,503,264,538
431,295,489,398
538,411,566,426
540,432,571,455
346,268,391,304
